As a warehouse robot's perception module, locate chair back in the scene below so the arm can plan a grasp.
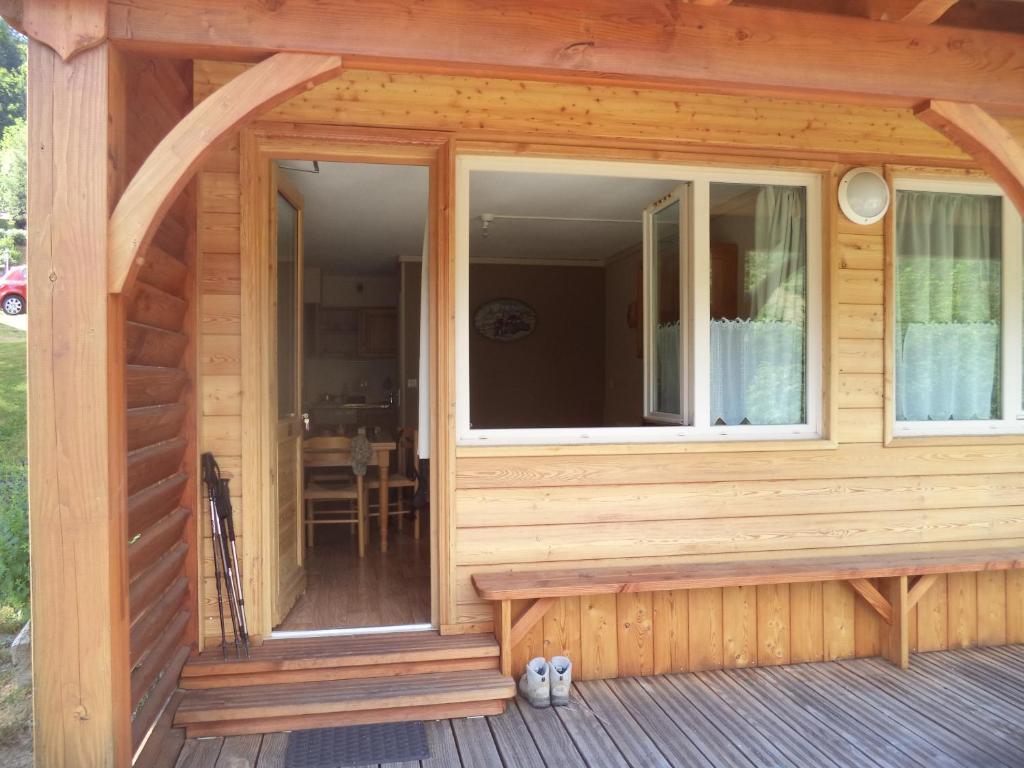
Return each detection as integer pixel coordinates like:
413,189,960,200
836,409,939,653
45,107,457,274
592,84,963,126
396,429,418,478
303,436,356,468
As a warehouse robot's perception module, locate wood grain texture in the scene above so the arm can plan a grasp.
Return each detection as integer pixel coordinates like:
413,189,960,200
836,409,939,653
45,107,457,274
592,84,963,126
27,40,133,768
916,99,1024,215
109,52,343,294
108,1,1024,108
186,59,1024,691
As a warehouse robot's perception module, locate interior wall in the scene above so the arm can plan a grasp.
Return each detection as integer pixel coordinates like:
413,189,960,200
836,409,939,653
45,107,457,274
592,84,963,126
469,263,605,429
193,62,1024,665
603,249,644,426
401,261,421,431
303,272,400,409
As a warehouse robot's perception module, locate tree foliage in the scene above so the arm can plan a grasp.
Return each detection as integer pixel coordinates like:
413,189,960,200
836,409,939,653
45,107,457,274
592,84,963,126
0,119,25,226
0,23,25,231
0,23,24,135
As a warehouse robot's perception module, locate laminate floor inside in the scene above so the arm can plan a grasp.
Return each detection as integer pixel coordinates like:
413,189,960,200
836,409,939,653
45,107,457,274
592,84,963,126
275,518,431,632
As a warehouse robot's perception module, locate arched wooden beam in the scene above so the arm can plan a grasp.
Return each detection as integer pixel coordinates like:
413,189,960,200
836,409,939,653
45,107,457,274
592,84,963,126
108,52,343,294
916,99,1024,215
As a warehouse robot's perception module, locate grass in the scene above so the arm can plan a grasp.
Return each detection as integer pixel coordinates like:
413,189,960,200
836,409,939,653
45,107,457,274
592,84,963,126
0,322,29,758
0,322,27,623
0,323,26,459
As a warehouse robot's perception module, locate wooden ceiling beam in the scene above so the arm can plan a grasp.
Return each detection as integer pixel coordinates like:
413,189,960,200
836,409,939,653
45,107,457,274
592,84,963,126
915,99,1024,214
2,0,105,60
105,1,1024,111
108,52,343,294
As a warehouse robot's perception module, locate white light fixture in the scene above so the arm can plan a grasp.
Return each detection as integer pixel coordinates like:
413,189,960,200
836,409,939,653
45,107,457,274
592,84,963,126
838,167,890,226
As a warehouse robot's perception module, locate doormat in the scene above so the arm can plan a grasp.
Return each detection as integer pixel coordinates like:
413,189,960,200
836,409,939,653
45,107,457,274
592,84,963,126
284,721,430,767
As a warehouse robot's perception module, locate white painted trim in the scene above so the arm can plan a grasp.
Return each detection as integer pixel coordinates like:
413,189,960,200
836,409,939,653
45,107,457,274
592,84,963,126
643,185,689,424
892,176,1024,437
455,154,824,446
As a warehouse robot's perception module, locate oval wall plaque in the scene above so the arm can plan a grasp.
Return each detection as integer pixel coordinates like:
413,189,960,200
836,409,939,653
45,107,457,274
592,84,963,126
474,299,537,342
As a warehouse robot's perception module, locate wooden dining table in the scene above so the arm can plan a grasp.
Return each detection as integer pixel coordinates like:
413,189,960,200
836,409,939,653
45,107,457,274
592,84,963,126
302,434,396,553
368,437,394,553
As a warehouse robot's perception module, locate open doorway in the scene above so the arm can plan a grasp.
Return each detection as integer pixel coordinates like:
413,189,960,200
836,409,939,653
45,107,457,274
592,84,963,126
269,159,432,634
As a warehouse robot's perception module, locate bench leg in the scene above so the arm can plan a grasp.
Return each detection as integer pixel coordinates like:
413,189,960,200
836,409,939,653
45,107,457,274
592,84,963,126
494,600,512,678
881,575,909,669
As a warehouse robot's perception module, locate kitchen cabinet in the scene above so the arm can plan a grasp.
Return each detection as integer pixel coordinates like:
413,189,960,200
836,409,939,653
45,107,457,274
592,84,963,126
359,308,398,358
313,305,397,359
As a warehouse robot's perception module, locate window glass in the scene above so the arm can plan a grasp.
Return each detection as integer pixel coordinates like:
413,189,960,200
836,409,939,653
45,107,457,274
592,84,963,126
466,169,679,430
650,195,683,419
894,190,1002,423
458,158,821,444
709,183,807,425
277,193,298,419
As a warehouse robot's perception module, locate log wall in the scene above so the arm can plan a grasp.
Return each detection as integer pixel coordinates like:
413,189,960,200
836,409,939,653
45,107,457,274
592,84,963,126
115,54,198,756
193,61,1024,676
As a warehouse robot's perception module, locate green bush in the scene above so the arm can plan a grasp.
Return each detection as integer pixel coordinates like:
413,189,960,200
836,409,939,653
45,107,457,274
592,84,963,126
0,462,27,620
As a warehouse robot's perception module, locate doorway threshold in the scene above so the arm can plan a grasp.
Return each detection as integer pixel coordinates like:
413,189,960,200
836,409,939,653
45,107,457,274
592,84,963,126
269,622,434,640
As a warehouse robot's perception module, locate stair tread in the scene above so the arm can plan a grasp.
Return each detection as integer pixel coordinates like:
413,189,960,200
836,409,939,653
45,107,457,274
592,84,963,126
183,631,498,676
175,668,515,723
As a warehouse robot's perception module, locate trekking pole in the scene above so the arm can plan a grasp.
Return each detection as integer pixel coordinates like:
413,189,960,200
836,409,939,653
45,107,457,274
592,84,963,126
212,495,243,658
202,455,231,660
217,477,250,657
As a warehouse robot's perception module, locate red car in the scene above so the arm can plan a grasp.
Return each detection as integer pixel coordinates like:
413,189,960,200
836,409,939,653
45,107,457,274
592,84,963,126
0,264,26,315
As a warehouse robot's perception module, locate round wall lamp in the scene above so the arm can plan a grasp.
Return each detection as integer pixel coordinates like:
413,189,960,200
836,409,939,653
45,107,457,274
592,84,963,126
838,167,890,226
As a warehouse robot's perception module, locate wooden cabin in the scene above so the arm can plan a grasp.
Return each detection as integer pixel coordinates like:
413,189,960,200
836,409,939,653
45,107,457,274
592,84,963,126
10,0,1024,764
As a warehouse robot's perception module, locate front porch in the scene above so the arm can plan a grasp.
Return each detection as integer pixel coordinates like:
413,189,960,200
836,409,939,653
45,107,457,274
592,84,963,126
166,644,1024,767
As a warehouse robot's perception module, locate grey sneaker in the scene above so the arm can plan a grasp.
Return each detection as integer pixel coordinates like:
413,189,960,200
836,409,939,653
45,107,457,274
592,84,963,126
518,656,550,709
548,656,572,706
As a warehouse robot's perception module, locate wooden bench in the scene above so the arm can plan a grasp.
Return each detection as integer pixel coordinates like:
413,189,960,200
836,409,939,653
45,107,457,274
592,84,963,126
473,548,1024,676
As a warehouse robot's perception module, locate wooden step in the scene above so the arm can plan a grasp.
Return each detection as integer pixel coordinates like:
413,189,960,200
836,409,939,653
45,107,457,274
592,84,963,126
174,668,515,738
180,631,500,688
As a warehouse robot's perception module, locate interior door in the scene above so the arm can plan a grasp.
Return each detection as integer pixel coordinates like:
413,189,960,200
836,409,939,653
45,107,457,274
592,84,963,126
271,169,306,627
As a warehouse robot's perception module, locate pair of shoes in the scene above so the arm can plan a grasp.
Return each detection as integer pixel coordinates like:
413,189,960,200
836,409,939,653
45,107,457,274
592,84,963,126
517,656,572,709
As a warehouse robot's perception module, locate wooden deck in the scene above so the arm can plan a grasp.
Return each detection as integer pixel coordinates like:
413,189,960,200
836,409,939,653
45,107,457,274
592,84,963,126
171,644,1024,767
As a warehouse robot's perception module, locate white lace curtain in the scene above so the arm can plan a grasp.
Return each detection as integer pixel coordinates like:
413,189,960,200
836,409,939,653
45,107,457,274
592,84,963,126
655,321,680,415
710,185,806,426
895,190,1002,422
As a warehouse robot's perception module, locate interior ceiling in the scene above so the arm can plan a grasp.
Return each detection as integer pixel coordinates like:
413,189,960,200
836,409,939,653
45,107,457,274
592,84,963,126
279,161,429,273
283,162,760,272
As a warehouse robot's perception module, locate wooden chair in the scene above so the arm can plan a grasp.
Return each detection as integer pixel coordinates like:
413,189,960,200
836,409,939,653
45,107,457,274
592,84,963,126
368,428,421,540
302,436,367,557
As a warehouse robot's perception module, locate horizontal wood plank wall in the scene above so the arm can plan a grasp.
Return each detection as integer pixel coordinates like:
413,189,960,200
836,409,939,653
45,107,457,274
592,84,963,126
196,128,243,644
193,61,1024,668
119,55,198,754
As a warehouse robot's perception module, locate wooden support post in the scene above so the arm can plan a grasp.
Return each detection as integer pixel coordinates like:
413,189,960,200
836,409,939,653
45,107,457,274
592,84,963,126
494,600,512,678
880,576,910,669
27,40,132,767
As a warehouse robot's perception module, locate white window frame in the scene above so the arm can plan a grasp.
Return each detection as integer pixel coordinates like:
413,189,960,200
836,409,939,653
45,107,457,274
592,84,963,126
891,176,1024,438
455,154,823,446
643,184,690,425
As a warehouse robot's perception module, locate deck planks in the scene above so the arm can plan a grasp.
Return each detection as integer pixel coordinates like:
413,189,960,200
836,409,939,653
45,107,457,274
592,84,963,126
172,645,1024,768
